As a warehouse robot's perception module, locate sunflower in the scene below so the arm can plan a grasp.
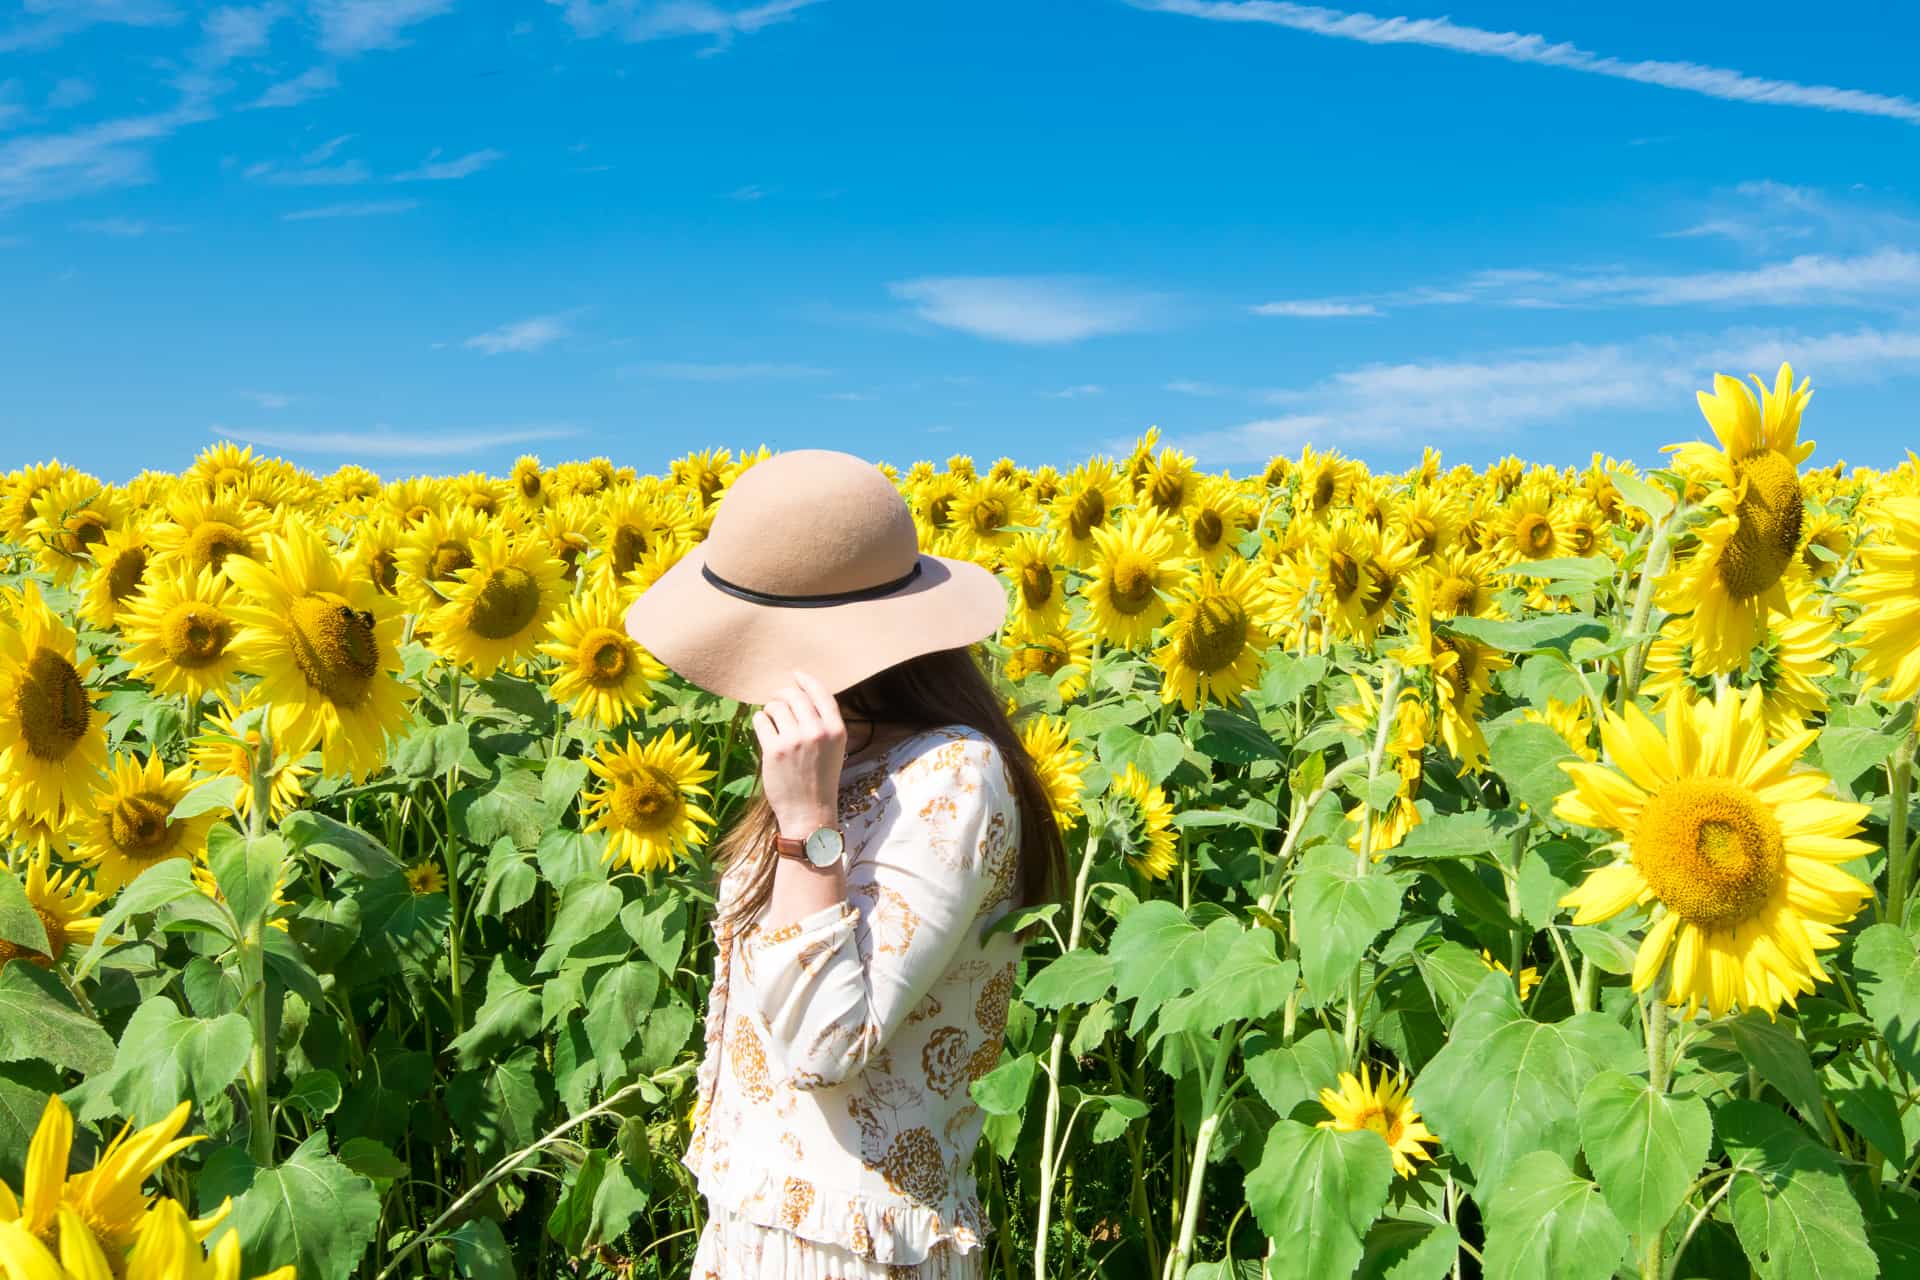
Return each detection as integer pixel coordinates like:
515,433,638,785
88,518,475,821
1,1094,213,1259
1520,698,1598,762
1,461,76,544
510,455,548,509
1559,496,1611,560
1305,518,1415,645
1178,475,1252,567
323,463,384,513
1048,459,1131,569
0,850,102,970
1017,715,1088,831
1643,592,1836,738
187,697,311,823
1293,446,1357,522
395,506,489,615
948,475,1036,567
1318,1065,1438,1179
1420,548,1501,620
1480,949,1542,1001
582,729,717,874
1846,496,1920,701
0,582,109,827
76,525,153,631
115,565,244,702
670,447,736,509
1393,577,1509,773
223,521,414,782
1556,687,1873,1019
426,531,569,677
405,858,446,896
1797,505,1852,579
1108,763,1176,880
1081,512,1184,650
1137,446,1198,515
383,476,443,527
1657,365,1814,674
536,496,600,584
597,487,691,584
349,512,404,598
186,441,261,495
1152,559,1274,710
73,753,221,895
120,1195,296,1280
1489,481,1572,564
1335,675,1429,856
538,583,666,728
145,489,273,579
25,474,126,586
1002,624,1095,701
1390,487,1462,562
1002,534,1070,635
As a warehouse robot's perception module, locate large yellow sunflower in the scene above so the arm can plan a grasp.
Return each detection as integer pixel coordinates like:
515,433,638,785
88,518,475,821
1,461,77,544
948,475,1037,567
1335,674,1429,856
537,583,666,728
1420,547,1501,620
1048,458,1131,569
1643,590,1835,738
426,530,569,677
395,506,489,615
145,489,274,579
1847,496,1920,701
25,474,126,586
582,729,717,874
1081,512,1185,650
187,697,311,824
116,565,244,702
1137,445,1198,515
1017,715,1087,832
1178,474,1253,567
1556,687,1872,1019
223,521,414,782
0,850,102,971
1657,364,1814,674
1151,559,1275,710
74,753,222,895
1109,763,1176,880
1489,481,1573,564
76,525,153,631
1393,577,1509,773
1002,624,1094,701
597,487,691,584
0,582,109,828
1318,1065,1437,1179
1293,446,1357,522
1002,534,1070,635
510,454,548,509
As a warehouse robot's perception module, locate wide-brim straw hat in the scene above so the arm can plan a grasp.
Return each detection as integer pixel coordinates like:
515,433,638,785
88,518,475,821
624,449,1008,705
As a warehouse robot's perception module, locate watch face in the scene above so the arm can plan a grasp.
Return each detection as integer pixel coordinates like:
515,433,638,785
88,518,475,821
804,827,844,868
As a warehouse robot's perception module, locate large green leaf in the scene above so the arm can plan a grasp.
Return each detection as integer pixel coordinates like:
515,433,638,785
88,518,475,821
1854,923,1920,1079
1730,1015,1828,1131
0,864,49,955
208,829,287,935
0,1059,63,1187
449,956,544,1069
1446,613,1609,656
1244,1027,1341,1119
1481,1149,1630,1280
448,1217,514,1280
1108,900,1216,1034
0,960,115,1074
85,996,252,1127
971,1052,1037,1116
1021,949,1114,1009
537,879,623,973
583,960,660,1079
1243,1120,1394,1280
280,811,404,877
1414,973,1638,1191
1720,1100,1877,1280
1485,719,1578,813
1292,846,1405,1001
203,1133,380,1280
1391,809,1525,861
72,858,200,979
446,1046,552,1161
1356,1219,1459,1280
1155,926,1295,1037
1577,1070,1711,1245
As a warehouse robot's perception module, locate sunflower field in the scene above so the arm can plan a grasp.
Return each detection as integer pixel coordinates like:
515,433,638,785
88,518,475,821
4,364,1920,1280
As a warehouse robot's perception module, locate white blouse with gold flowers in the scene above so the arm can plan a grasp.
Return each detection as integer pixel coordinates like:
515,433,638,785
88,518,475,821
681,725,1023,1267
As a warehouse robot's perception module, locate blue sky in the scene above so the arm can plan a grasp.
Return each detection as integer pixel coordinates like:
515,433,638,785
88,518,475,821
3,0,1918,482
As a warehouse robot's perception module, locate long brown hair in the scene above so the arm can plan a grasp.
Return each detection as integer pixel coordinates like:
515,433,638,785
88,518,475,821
712,646,1067,938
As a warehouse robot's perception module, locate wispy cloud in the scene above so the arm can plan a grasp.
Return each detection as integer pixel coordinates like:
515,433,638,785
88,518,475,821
311,0,454,56
0,1,182,54
1134,0,1920,127
281,198,418,220
46,78,96,110
826,390,876,401
1041,384,1105,398
214,423,583,457
547,0,824,53
890,275,1166,345
239,390,293,409
199,4,282,66
465,314,571,354
0,99,213,206
247,158,369,186
71,216,150,235
249,66,338,109
1249,299,1381,318
620,360,830,380
392,147,504,181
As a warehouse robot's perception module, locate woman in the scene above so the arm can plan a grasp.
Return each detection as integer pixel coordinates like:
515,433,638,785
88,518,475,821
625,449,1067,1278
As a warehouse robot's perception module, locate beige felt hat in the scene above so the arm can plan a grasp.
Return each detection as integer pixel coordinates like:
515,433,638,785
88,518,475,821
623,449,1009,705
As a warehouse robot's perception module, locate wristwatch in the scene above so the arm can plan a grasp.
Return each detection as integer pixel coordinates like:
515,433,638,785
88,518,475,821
773,824,845,869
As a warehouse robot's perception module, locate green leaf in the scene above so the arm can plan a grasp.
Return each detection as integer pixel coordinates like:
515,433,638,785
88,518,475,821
73,858,200,980
0,1059,63,1187
0,865,49,957
584,961,661,1080
169,775,245,820
1245,1027,1341,1119
1292,847,1405,1001
1413,941,1499,1021
1155,926,1296,1037
209,830,286,935
335,1137,407,1183
446,1046,552,1161
1243,1120,1395,1280
447,1217,514,1280
1485,719,1578,813
971,1052,1037,1116
1193,707,1287,763
0,962,116,1074
1108,901,1213,1032
1818,726,1899,794
85,997,252,1127
477,838,537,919
1720,1100,1877,1280
205,1133,380,1280
284,1069,343,1120
354,872,450,970
391,720,473,780
982,901,1061,941
1482,1149,1630,1280
538,879,623,973
1567,924,1640,976
1356,1219,1461,1280
1391,809,1525,860
1414,973,1638,1191
1262,652,1329,704
1825,1059,1907,1163
1611,470,1673,522
1730,1015,1829,1131
1446,613,1609,655
1854,923,1920,1079
1577,1070,1712,1245
450,957,544,1069
280,811,403,877
1022,949,1114,1009
620,897,688,976
453,761,549,850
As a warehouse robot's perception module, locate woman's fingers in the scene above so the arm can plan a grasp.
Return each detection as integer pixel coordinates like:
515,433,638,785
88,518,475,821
772,685,825,739
791,670,844,736
750,709,777,749
763,697,798,741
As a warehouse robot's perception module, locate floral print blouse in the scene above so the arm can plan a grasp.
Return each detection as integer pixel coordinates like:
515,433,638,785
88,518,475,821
681,725,1023,1267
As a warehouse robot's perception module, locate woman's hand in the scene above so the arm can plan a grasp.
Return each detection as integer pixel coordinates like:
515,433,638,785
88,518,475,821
751,669,847,840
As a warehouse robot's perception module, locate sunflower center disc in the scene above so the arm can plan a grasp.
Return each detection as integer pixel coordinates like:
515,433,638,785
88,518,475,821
110,792,177,856
188,521,249,573
287,594,380,708
613,767,681,831
1718,451,1804,601
1020,563,1054,609
1177,596,1249,673
1519,515,1554,556
429,541,474,585
1406,516,1438,558
1633,776,1785,926
1569,523,1596,554
108,548,148,602
971,499,1008,535
1327,551,1360,602
1109,557,1158,614
1193,509,1224,551
15,649,90,761
1068,489,1105,540
1148,473,1184,511
165,603,232,668
1434,576,1476,617
370,550,399,594
580,630,631,683
1312,474,1335,511
518,472,542,501
611,524,647,575
468,566,542,640
65,512,109,555
926,496,953,529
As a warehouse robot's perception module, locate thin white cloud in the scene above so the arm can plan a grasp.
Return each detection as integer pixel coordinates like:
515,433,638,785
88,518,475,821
214,423,583,457
621,360,829,380
72,216,149,235
547,0,823,52
1134,1,1920,127
247,158,370,186
249,66,338,109
1041,384,1105,398
465,315,571,354
239,390,293,409
0,1,182,54
199,4,282,65
826,390,876,401
1165,379,1233,397
890,275,1166,345
1249,299,1382,317
392,147,504,181
311,0,454,56
47,78,96,110
0,99,213,206
280,198,417,220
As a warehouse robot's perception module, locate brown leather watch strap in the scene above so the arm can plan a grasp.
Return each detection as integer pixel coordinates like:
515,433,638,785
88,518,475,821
772,833,808,859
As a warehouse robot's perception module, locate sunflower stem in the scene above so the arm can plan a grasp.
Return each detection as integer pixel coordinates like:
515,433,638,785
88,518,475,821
1164,1024,1241,1280
1354,661,1403,876
1620,500,1680,708
243,714,276,1167
1033,826,1101,1280
1645,994,1670,1092
1885,713,1916,926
